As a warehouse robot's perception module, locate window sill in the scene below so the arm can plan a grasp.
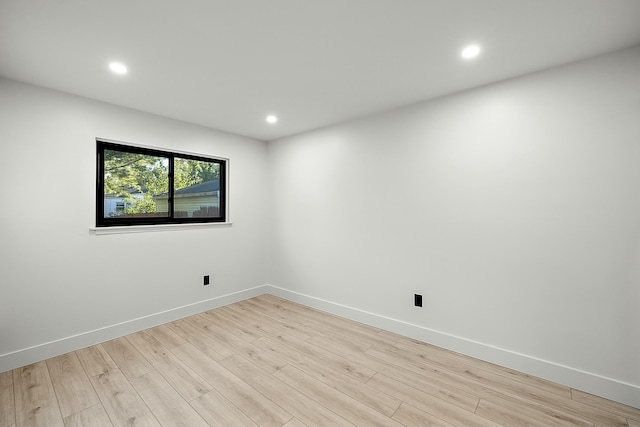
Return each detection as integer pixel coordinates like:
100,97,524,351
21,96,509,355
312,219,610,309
90,222,233,235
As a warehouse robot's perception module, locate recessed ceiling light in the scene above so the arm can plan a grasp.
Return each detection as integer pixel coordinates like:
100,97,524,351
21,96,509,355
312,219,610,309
109,62,128,75
460,44,481,60
266,115,278,124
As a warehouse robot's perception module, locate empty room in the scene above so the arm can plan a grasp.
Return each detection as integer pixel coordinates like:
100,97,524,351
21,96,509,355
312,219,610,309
1,0,639,426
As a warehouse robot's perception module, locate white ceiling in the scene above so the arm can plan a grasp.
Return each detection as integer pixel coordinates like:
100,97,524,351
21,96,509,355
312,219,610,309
1,0,640,141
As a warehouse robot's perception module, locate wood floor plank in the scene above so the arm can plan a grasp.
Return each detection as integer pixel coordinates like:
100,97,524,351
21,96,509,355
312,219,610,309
381,343,631,427
75,344,117,378
482,388,608,427
0,370,16,427
476,398,585,427
384,331,571,398
572,389,640,422
232,301,315,341
46,352,99,418
195,312,262,344
13,362,64,427
387,341,570,401
628,419,640,427
218,304,312,342
259,295,390,341
252,296,395,350
371,361,481,413
307,330,372,353
202,309,263,342
253,335,374,387
211,306,281,343
63,404,113,427
190,388,260,427
90,369,160,427
267,333,376,382
254,296,379,352
306,317,396,351
166,319,230,361
260,334,401,417
309,334,481,413
252,334,351,380
195,310,261,343
182,313,215,328
282,417,308,427
219,354,355,427
102,337,154,380
145,324,186,349
130,371,208,427
273,364,405,427
390,340,572,399
367,373,501,427
391,402,457,427
183,316,252,353
126,331,212,401
295,360,402,417
366,345,624,427
195,319,288,374
170,343,292,427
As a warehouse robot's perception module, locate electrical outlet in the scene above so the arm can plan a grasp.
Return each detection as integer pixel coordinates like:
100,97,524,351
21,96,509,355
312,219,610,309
203,275,210,286
414,294,422,307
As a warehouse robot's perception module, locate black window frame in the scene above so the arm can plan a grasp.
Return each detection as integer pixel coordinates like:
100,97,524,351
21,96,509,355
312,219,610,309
96,140,226,227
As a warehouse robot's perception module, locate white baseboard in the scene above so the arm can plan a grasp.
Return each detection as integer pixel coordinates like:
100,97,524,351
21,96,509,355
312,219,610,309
0,285,268,373
2,283,638,408
266,285,640,409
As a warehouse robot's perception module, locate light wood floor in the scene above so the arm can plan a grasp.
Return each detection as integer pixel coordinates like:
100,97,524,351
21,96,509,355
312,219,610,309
1,295,639,427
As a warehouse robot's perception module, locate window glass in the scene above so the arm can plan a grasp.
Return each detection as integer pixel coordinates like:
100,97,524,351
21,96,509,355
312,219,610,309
173,158,221,218
97,140,226,226
103,149,170,218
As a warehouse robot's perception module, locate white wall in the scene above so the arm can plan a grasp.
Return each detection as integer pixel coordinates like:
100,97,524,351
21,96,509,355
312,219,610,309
0,78,270,370
268,46,640,406
1,46,639,407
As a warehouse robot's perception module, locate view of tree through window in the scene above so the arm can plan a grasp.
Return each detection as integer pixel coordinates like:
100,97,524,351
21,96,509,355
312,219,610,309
103,149,170,218
97,140,226,226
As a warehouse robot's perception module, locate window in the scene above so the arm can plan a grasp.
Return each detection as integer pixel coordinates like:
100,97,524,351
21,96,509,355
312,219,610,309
96,140,226,227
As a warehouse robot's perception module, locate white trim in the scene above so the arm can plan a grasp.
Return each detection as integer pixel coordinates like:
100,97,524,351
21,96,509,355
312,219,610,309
0,285,267,373
265,285,640,409
90,221,233,235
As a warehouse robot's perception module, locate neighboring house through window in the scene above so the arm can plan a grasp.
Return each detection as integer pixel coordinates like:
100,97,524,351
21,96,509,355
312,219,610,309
155,179,221,218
